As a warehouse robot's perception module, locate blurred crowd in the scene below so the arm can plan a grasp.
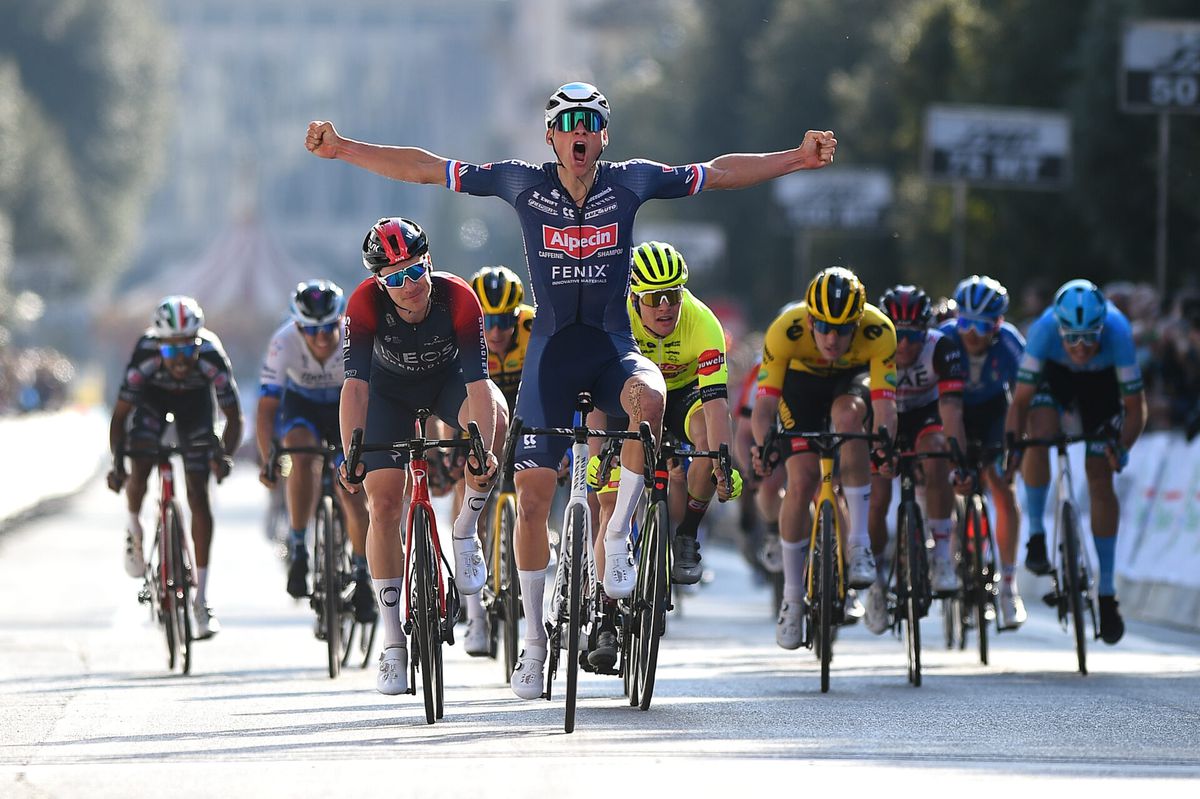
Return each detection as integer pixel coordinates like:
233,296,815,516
0,346,75,414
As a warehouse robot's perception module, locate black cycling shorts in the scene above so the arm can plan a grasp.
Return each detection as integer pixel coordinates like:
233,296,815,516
128,387,216,474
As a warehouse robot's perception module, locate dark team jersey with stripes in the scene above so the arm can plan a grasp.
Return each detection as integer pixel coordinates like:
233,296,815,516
118,329,239,408
445,158,705,336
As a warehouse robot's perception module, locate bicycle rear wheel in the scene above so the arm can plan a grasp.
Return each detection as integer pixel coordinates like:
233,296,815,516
497,493,521,682
315,497,341,679
167,501,192,675
151,522,177,671
1061,502,1088,676
963,497,989,665
816,500,835,694
411,506,439,724
563,505,585,734
899,501,922,687
635,499,669,711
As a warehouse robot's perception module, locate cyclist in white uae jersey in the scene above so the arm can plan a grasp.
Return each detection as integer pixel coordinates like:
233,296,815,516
306,81,837,700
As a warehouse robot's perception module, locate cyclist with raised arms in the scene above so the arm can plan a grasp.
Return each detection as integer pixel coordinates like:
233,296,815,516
863,285,965,634
306,81,836,699
106,296,243,640
939,275,1027,629
255,280,375,624
750,267,897,650
458,265,535,656
339,217,507,695
1005,279,1146,645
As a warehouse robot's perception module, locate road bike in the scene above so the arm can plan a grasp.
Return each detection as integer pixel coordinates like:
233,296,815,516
508,392,652,733
764,428,886,693
1010,434,1103,675
267,440,376,678
619,436,731,710
345,413,488,724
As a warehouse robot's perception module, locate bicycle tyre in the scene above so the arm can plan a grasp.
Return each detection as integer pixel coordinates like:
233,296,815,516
165,502,192,674
153,521,177,671
1061,502,1088,676
412,506,438,724
899,501,922,686
316,497,341,679
636,500,669,711
498,493,521,682
967,497,989,665
817,500,835,694
564,504,585,734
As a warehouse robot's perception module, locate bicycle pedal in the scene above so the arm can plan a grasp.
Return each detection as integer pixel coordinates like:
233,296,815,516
137,588,151,604
1041,591,1059,608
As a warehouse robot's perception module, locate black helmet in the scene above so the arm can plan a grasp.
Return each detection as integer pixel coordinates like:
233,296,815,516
291,279,345,326
362,217,429,273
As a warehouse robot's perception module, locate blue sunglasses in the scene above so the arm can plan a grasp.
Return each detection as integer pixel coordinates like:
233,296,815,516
299,321,339,336
159,342,199,359
377,260,429,288
895,327,927,344
484,313,518,330
812,319,856,336
956,316,997,335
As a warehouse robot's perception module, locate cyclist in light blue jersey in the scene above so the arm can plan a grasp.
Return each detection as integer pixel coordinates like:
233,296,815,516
1004,279,1147,645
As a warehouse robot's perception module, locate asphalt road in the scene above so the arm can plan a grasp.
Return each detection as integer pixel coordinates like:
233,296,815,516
2,472,1199,796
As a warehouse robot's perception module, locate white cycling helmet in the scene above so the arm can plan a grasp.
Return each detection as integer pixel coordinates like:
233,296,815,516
152,295,204,338
544,82,610,129
291,279,345,326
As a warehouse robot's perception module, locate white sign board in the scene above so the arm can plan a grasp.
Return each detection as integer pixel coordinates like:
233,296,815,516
923,104,1071,190
772,168,892,230
1121,19,1200,114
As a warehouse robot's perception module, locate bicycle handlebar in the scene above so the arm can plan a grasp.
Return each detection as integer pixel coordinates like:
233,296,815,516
265,440,340,483
343,423,489,486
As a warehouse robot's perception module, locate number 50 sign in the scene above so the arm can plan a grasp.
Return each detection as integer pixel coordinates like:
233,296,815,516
1121,19,1200,114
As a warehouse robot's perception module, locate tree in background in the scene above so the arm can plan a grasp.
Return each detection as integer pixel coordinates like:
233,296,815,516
0,0,173,299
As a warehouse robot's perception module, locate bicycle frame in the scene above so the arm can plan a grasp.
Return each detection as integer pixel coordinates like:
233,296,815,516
1046,443,1096,598
404,442,450,626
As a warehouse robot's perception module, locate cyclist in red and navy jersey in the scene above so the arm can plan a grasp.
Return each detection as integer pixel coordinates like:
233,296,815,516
306,81,837,700
338,217,508,696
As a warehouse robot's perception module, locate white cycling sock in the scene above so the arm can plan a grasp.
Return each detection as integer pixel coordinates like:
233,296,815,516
466,590,485,622
127,511,143,539
605,467,642,541
195,567,208,607
929,518,953,560
844,484,871,550
373,577,406,649
518,568,546,646
781,539,808,603
453,485,492,540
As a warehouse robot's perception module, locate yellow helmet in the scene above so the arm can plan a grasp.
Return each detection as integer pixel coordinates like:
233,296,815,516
470,266,524,315
630,241,688,292
805,267,865,325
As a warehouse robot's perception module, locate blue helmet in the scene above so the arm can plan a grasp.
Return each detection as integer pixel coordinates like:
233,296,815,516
1053,279,1106,332
953,275,1008,320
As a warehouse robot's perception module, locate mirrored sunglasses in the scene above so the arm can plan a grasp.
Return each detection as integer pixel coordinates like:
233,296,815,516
300,321,339,336
485,313,518,330
377,257,430,288
159,342,199,359
1060,327,1102,346
812,319,856,336
553,109,606,133
635,288,683,307
956,316,997,335
895,327,927,344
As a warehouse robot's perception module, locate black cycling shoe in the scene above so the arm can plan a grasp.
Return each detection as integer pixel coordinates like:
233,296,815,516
1098,595,1125,645
287,550,310,598
671,535,703,585
587,629,618,670
1024,533,1051,576
352,575,378,623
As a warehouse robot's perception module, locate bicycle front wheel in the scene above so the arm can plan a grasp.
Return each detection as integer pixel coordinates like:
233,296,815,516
817,500,835,694
564,504,585,734
497,493,521,682
167,501,192,675
899,501,922,687
316,497,342,679
635,499,669,711
411,505,440,724
1061,502,1088,676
